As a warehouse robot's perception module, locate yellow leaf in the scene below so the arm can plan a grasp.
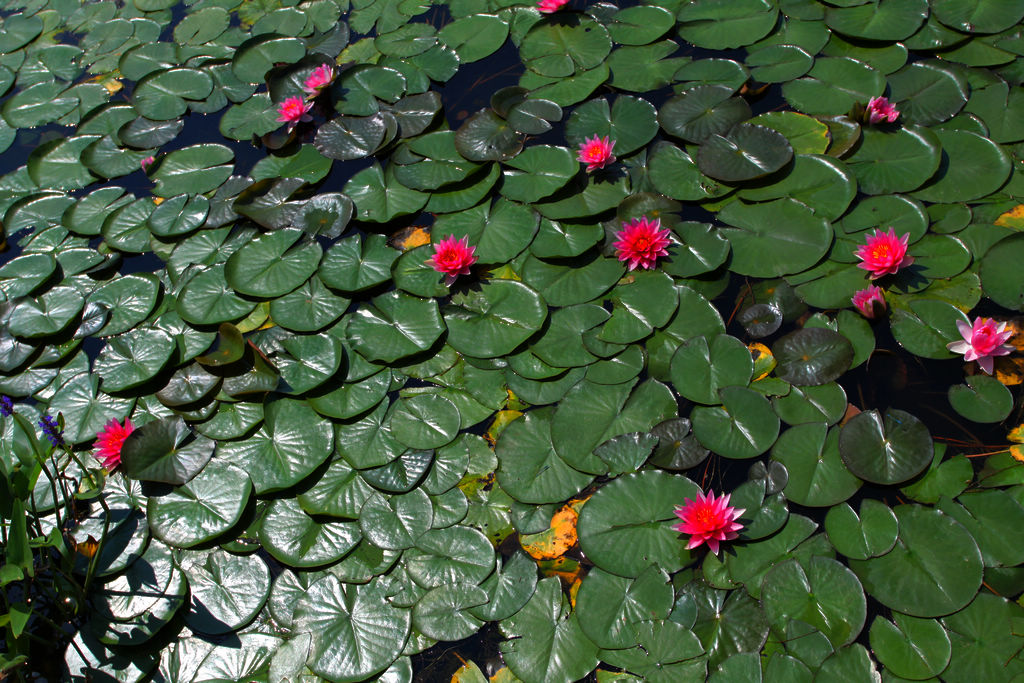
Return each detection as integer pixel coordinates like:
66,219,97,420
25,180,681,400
996,205,1024,230
390,225,431,251
1009,423,1024,445
490,667,524,683
151,197,165,206
535,556,581,583
995,357,1024,386
749,342,776,381
486,410,522,445
520,506,578,560
450,660,488,683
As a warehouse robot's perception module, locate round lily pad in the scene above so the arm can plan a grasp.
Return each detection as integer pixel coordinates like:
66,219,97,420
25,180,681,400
259,498,362,568
697,124,794,182
839,409,932,485
772,328,854,386
293,575,411,682
670,334,753,405
772,423,862,507
761,556,866,648
824,500,899,561
869,612,951,680
147,460,252,548
390,394,461,450
848,504,982,617
577,469,701,578
443,280,547,359
979,232,1024,311
948,374,1013,423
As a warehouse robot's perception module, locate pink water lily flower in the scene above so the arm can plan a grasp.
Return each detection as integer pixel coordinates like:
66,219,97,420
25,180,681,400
577,134,616,172
303,64,335,97
947,317,1014,375
854,228,914,280
866,96,900,124
537,0,569,13
276,96,313,129
673,490,745,555
95,418,134,471
428,235,477,285
140,156,155,172
613,216,672,271
852,285,886,319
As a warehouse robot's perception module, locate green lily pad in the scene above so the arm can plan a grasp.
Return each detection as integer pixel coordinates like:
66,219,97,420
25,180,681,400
845,125,942,195
259,497,362,568
676,0,778,49
698,124,794,182
670,334,753,405
225,228,323,299
824,0,928,41
293,575,411,682
717,198,832,277
782,57,884,116
979,232,1024,311
869,612,951,680
839,409,932,485
520,15,611,77
576,566,673,650
824,500,899,560
772,328,854,386
888,61,968,126
216,398,333,494
183,550,270,636
761,556,866,648
496,409,594,505
948,374,1013,423
151,144,234,198
659,85,751,144
148,460,252,548
566,95,658,156
849,504,982,617
577,469,700,578
348,291,444,363
443,280,547,358
771,423,862,507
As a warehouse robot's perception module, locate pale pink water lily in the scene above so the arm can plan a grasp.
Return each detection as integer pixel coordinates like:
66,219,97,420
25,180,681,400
428,235,477,285
537,0,569,13
866,96,899,124
303,64,335,97
140,156,155,172
276,96,313,128
95,418,134,471
576,134,615,172
947,317,1014,375
854,228,914,280
852,285,886,319
613,216,671,271
673,490,745,555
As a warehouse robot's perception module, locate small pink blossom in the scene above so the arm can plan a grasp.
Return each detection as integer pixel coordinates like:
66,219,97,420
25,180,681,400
428,235,477,285
276,96,313,129
576,134,616,172
854,228,914,280
613,216,672,271
140,156,155,172
303,64,335,97
852,285,886,319
947,317,1014,375
94,418,134,471
866,96,899,124
537,0,569,13
673,490,745,555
